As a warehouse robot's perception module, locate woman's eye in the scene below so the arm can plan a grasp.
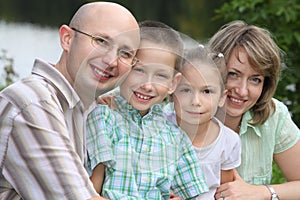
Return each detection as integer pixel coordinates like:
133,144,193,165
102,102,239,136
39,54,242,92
250,77,262,84
228,71,237,77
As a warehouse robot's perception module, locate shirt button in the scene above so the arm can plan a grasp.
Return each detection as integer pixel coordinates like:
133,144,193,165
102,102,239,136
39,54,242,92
146,147,150,152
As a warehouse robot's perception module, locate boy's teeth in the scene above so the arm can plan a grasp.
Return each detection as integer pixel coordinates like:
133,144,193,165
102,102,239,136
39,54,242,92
136,93,150,100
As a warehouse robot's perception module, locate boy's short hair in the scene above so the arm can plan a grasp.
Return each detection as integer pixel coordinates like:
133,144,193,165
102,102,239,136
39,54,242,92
138,20,183,72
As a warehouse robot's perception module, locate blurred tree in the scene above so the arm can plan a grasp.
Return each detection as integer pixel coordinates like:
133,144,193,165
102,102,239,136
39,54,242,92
0,49,18,87
0,0,84,27
0,0,224,38
0,0,225,89
177,0,225,41
214,0,300,126
111,0,226,41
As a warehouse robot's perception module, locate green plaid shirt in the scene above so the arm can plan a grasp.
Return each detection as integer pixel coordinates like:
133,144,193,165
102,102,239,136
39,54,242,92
87,96,208,200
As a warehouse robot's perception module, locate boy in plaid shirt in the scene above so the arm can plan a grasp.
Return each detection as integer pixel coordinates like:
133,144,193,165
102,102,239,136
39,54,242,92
86,21,208,199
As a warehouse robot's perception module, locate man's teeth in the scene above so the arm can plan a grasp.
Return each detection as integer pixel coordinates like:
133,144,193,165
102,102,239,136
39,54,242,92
231,97,243,103
136,93,151,100
94,68,110,78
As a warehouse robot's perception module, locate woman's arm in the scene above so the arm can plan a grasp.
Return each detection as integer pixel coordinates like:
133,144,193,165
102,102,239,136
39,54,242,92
272,139,300,200
220,169,235,184
215,140,300,200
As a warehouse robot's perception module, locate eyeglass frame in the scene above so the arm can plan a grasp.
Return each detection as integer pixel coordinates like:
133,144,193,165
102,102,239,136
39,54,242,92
71,27,139,67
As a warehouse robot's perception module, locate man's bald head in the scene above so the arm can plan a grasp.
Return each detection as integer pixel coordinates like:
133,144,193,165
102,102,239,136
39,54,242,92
57,1,140,106
69,2,139,34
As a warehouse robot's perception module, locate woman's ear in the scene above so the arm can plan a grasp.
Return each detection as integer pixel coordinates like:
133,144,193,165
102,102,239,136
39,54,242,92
59,25,73,52
168,72,182,95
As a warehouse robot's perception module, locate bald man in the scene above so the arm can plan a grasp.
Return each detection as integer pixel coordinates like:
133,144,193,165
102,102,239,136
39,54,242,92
0,2,139,199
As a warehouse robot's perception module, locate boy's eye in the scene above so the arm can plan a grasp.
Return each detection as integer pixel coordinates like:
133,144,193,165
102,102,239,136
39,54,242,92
133,67,143,73
180,88,192,93
157,73,169,79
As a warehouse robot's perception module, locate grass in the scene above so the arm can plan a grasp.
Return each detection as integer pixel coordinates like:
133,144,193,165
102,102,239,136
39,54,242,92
271,162,286,184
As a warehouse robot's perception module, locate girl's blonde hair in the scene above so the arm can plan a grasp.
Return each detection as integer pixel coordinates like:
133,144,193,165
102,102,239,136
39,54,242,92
181,45,227,92
208,20,283,125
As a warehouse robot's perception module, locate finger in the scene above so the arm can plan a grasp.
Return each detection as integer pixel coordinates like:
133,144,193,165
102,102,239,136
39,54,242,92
110,98,117,110
215,191,222,199
97,97,105,104
97,96,110,105
216,184,226,193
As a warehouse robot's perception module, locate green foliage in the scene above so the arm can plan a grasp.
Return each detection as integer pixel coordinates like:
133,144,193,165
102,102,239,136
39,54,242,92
271,162,286,184
214,0,300,127
0,49,18,89
0,0,84,27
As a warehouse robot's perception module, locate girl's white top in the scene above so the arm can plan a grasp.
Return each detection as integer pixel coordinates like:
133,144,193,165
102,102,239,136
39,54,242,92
164,105,241,200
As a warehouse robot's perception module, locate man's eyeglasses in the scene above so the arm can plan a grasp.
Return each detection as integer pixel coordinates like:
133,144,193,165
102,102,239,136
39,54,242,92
71,27,138,67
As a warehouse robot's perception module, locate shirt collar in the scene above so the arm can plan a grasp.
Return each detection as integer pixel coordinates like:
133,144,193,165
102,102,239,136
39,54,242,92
31,59,81,109
240,110,262,137
115,95,164,117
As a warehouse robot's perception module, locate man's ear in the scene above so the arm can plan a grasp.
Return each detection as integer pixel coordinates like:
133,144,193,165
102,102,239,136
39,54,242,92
59,25,73,52
168,72,182,94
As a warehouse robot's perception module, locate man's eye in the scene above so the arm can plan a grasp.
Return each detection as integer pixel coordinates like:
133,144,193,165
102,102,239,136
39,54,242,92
119,49,134,59
94,37,110,46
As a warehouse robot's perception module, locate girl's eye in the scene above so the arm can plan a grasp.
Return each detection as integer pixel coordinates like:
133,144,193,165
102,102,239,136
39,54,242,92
203,89,212,94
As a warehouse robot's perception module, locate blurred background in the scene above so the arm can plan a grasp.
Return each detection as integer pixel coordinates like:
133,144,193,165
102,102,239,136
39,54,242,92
0,0,299,181
0,0,225,85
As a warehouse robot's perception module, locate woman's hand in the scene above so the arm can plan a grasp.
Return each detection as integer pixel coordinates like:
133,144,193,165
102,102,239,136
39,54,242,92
215,170,270,200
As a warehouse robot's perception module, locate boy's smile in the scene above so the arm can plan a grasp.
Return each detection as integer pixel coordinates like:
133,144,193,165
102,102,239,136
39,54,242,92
120,45,180,116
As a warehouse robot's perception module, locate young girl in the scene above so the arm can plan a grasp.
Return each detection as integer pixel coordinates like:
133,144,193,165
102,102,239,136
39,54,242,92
164,45,241,199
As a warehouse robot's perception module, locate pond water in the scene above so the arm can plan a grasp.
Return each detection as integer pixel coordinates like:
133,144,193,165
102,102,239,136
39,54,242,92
0,20,61,85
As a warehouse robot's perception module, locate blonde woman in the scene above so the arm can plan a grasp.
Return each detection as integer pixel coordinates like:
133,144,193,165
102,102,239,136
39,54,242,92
209,20,300,200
